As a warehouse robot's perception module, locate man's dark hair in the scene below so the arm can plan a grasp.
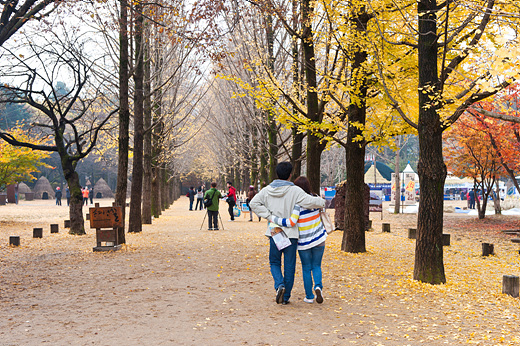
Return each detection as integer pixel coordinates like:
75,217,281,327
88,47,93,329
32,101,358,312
211,182,217,188
276,162,293,180
226,181,232,186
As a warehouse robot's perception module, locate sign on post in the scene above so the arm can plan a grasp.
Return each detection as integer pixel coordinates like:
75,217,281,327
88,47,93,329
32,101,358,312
89,206,123,229
90,205,122,252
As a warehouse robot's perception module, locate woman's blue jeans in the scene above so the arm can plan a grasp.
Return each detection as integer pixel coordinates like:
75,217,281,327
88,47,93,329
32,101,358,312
298,245,325,299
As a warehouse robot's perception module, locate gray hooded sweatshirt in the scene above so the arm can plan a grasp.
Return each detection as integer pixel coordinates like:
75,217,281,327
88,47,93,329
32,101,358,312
249,179,326,239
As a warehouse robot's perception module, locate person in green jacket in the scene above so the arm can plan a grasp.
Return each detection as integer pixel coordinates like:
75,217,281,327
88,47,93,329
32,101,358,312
204,182,222,230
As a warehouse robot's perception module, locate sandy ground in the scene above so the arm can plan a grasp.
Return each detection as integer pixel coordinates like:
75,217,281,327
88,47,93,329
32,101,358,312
1,197,520,345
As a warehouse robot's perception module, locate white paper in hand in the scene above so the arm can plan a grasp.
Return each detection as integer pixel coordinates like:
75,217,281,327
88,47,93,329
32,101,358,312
272,229,291,250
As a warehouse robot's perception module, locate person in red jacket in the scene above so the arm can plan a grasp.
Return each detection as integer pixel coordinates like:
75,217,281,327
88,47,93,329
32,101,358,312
225,181,237,221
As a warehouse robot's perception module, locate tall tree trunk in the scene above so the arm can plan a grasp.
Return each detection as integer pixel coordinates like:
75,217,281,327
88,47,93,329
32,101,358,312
302,0,324,193
115,0,129,243
259,144,269,186
266,14,278,181
129,5,145,233
414,0,446,284
394,142,401,214
250,124,259,188
142,27,152,224
153,165,162,217
62,160,85,235
291,2,303,180
341,7,370,253
161,166,168,210
291,129,304,180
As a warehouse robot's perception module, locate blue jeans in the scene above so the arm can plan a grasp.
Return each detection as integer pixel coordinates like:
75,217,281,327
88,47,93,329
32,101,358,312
269,237,298,302
298,245,325,299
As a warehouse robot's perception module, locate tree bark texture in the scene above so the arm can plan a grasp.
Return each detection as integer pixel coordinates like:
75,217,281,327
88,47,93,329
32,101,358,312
142,31,152,225
394,143,401,213
341,8,370,253
302,0,325,193
265,14,278,182
115,0,129,243
62,161,85,235
414,0,446,284
129,6,144,233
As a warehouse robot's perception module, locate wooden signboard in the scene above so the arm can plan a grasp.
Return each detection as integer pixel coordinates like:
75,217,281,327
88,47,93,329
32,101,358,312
89,206,122,229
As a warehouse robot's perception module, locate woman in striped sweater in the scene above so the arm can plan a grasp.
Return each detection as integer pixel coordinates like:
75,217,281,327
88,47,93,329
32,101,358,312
269,176,327,304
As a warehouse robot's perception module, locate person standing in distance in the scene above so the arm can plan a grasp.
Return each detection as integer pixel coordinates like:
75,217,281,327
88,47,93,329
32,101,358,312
188,186,196,211
250,162,325,305
204,182,222,230
225,181,237,221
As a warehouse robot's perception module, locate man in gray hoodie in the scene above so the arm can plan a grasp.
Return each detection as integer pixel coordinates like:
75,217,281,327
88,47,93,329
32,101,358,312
250,162,325,305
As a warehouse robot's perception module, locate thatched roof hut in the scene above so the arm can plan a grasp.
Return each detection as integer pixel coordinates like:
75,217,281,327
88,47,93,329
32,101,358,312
17,182,32,194
33,176,55,199
93,178,114,198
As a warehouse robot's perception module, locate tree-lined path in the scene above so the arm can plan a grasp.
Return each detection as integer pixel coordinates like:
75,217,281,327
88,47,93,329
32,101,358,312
1,197,519,344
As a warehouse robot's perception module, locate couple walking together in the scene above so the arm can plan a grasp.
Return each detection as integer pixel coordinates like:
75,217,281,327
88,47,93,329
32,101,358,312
250,162,327,305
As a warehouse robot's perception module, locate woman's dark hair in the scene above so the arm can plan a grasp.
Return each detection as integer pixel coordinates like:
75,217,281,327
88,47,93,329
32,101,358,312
294,176,312,195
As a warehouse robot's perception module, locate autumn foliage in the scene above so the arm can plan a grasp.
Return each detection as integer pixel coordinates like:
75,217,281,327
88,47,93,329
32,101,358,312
0,127,50,190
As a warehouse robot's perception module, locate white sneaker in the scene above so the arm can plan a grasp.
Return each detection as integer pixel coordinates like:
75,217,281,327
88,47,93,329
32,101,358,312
303,298,314,303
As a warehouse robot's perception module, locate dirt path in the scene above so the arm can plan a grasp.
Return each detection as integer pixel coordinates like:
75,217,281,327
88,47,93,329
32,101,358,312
1,198,519,345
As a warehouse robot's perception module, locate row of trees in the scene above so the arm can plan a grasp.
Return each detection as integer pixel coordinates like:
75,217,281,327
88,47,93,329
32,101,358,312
188,0,520,284
2,1,520,286
0,1,211,240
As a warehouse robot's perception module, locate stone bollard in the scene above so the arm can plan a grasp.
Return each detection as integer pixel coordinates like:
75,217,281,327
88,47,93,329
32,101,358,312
33,228,43,238
482,243,494,256
442,234,451,246
9,236,20,246
502,275,519,298
382,223,391,233
408,228,417,239
64,220,71,228
50,224,59,234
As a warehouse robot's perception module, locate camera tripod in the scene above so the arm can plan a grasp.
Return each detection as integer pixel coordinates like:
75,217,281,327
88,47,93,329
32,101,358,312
199,210,225,231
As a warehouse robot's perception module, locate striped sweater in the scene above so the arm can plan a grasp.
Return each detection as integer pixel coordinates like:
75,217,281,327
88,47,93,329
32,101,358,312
270,205,327,250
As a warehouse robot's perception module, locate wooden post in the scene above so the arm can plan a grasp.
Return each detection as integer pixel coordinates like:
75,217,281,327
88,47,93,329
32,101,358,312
382,223,391,233
408,228,417,239
33,228,43,238
50,224,59,233
64,220,71,228
366,220,372,231
9,236,20,246
502,275,519,298
442,234,451,246
86,213,90,220
482,243,494,256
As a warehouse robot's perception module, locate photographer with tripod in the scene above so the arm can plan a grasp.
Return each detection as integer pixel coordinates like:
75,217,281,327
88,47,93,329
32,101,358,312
203,182,222,230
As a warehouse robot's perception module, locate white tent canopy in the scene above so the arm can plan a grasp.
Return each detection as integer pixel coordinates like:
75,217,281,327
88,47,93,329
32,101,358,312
402,163,419,181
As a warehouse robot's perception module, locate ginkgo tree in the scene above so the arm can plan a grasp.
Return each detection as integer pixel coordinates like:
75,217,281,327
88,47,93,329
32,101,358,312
371,0,520,283
0,126,50,190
